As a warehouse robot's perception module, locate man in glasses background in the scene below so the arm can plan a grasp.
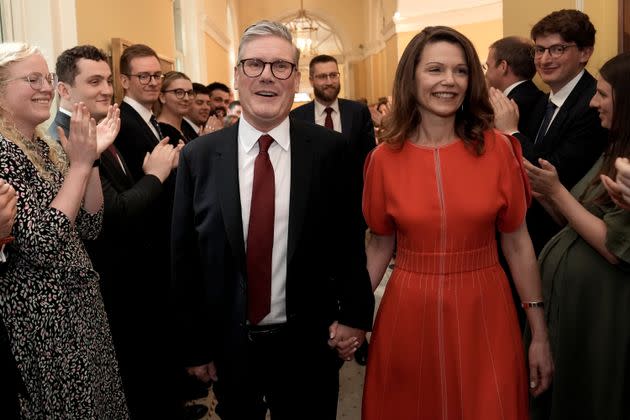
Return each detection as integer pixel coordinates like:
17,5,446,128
172,20,373,419
489,9,607,254
291,55,375,365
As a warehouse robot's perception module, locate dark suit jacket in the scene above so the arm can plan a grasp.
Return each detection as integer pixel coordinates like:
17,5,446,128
507,80,545,139
181,119,199,141
291,99,375,228
47,110,70,142
514,70,608,253
114,101,161,182
171,119,374,372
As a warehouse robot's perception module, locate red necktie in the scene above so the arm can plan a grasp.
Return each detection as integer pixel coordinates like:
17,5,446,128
246,134,275,324
324,107,334,130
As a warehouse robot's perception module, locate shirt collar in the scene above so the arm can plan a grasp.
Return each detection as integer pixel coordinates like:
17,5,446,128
59,107,72,117
238,115,291,153
314,98,339,117
549,69,584,109
503,80,527,97
123,96,155,123
183,117,200,133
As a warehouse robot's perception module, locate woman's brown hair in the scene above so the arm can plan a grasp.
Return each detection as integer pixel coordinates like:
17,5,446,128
379,26,493,154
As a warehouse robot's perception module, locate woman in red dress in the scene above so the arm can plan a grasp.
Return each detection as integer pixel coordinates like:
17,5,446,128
362,26,553,419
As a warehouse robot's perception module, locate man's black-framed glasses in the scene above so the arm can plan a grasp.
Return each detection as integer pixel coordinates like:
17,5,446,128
162,88,195,99
239,59,296,80
532,44,577,58
124,72,165,85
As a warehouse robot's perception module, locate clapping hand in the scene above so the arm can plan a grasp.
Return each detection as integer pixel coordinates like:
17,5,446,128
523,158,562,198
489,87,520,134
59,103,98,169
0,180,17,239
601,158,630,210
96,104,121,155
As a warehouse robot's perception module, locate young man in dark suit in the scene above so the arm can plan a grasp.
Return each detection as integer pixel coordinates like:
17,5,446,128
172,20,374,420
490,9,607,253
48,45,114,141
291,54,376,365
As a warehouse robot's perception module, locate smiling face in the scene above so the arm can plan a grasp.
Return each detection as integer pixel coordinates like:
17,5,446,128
121,55,162,108
159,77,193,118
310,60,341,105
1,53,53,136
188,92,211,125
234,35,300,132
210,89,230,110
415,41,469,121
589,76,613,129
534,33,592,93
59,58,112,120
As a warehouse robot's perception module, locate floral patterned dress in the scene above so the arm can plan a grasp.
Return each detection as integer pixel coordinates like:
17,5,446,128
0,134,128,419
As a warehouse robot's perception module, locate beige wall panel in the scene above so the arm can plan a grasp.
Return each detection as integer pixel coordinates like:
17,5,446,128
205,33,231,85
76,0,175,58
204,0,229,35
453,19,503,63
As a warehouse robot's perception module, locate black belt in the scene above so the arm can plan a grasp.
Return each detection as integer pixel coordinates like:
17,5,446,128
247,322,288,342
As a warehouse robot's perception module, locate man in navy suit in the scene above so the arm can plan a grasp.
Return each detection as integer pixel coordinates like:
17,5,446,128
291,55,375,197
490,10,607,254
485,36,545,139
173,21,374,420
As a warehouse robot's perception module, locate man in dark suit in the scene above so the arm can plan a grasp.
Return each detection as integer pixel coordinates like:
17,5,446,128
490,9,607,254
291,54,375,190
291,54,375,365
48,45,114,141
182,83,212,140
485,36,545,138
172,21,374,420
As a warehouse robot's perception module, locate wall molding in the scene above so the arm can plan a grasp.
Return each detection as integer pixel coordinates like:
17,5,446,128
394,0,502,33
202,15,231,52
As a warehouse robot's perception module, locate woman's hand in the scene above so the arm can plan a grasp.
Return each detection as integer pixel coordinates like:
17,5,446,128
528,336,554,397
95,104,121,155
59,103,98,169
142,138,176,183
523,158,562,198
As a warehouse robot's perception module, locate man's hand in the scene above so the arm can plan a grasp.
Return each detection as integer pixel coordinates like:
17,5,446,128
489,87,520,134
328,321,366,361
95,104,121,155
0,180,17,238
186,361,218,384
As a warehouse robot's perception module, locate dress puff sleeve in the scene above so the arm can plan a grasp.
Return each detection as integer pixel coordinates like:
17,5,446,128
362,146,395,236
495,131,532,233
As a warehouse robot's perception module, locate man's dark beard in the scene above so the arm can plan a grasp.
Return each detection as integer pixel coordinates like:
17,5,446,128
313,84,340,103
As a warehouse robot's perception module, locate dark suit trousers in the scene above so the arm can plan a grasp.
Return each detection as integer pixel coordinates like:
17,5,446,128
214,323,341,420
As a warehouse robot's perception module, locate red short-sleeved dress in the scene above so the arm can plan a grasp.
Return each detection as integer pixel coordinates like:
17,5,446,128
362,130,530,420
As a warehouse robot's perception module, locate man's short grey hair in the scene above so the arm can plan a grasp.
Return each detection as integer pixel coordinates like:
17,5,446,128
237,20,300,66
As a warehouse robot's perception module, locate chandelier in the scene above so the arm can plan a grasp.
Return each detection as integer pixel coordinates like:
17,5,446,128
286,0,318,56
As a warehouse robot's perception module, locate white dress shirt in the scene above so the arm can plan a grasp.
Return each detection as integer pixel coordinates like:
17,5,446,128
238,116,291,324
547,69,585,130
314,98,342,133
183,117,200,135
123,96,161,140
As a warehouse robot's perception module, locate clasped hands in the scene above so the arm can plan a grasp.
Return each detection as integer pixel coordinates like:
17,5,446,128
601,158,630,210
328,320,366,361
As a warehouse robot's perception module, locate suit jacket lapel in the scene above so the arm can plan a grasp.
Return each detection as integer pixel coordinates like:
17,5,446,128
338,99,353,136
287,120,313,264
215,125,246,271
305,101,316,124
121,101,160,145
544,71,594,144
